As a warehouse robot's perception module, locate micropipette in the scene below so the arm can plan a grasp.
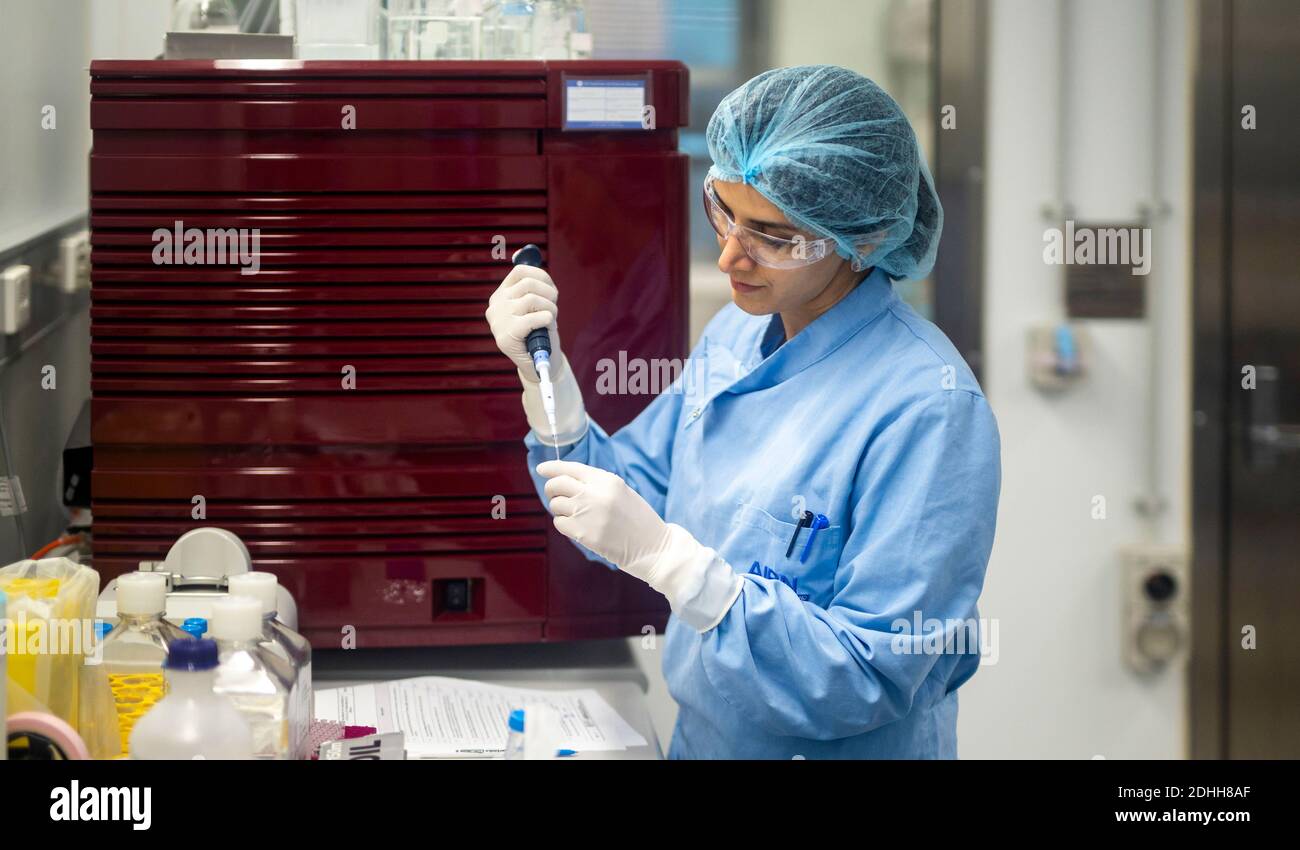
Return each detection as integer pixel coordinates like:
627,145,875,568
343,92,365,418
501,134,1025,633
511,244,560,460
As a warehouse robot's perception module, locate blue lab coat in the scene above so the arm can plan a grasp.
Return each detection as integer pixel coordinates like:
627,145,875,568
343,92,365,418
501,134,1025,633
525,268,1001,758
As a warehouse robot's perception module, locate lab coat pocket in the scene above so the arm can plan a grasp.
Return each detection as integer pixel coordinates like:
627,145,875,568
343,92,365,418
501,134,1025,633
729,502,842,607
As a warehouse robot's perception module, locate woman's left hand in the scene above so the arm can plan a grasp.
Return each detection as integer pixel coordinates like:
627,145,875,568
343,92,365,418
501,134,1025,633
536,460,744,632
536,460,671,580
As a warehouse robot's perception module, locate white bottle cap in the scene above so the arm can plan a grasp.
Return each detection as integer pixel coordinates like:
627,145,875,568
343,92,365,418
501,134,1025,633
116,572,168,616
227,572,278,616
209,595,264,641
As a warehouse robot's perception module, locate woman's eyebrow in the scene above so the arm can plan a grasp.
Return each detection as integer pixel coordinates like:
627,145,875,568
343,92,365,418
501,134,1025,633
714,191,795,232
748,218,795,231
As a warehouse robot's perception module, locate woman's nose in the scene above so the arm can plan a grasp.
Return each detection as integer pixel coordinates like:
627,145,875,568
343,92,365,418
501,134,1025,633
717,233,755,275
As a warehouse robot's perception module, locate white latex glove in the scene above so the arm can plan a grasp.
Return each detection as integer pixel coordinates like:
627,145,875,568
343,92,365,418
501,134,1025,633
485,263,588,445
486,262,562,376
537,460,743,632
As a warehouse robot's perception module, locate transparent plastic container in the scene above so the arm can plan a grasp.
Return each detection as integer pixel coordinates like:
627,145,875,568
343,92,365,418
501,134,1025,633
1,590,6,762
504,708,526,759
94,572,190,758
295,0,382,59
482,0,533,59
210,595,296,759
383,0,483,60
171,0,241,32
531,0,577,59
0,558,100,735
481,0,587,59
227,572,312,759
129,639,254,760
76,619,119,760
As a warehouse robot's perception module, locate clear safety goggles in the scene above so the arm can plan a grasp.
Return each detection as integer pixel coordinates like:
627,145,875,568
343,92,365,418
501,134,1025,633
702,178,835,269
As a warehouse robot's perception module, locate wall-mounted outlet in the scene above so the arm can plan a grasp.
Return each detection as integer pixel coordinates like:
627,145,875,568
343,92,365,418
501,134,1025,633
1120,544,1189,675
1,264,33,335
53,229,91,293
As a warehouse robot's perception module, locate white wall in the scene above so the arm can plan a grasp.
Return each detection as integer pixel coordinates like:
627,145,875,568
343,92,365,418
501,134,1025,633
0,0,172,253
959,0,1191,758
90,0,173,60
0,1,92,251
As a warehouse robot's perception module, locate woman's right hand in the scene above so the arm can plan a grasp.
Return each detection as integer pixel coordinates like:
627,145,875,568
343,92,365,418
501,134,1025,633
485,262,564,380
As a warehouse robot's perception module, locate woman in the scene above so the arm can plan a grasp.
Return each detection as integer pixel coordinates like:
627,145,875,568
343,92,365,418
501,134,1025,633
485,65,1000,759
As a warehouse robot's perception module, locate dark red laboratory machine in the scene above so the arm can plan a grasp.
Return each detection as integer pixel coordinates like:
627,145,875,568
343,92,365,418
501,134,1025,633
88,60,687,647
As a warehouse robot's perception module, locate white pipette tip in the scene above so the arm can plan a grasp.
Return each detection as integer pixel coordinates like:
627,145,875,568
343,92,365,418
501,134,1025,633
533,353,561,460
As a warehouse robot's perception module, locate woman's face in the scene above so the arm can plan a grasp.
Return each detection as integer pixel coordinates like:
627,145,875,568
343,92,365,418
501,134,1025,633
711,179,859,320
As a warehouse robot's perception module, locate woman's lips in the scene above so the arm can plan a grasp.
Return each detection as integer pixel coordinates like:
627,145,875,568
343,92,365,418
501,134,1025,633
731,278,761,294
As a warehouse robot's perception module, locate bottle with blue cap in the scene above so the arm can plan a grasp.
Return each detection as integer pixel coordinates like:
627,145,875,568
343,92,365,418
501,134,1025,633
129,639,253,760
504,707,576,759
505,708,527,760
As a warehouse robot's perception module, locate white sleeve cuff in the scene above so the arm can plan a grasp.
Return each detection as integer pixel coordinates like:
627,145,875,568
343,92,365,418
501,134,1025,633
645,524,744,633
519,354,589,446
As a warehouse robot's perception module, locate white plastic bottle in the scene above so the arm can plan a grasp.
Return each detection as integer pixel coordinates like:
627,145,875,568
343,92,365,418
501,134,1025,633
227,572,312,759
129,639,253,760
209,595,296,759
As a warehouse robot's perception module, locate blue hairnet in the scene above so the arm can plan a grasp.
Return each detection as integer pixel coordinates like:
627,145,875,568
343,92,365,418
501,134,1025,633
706,65,942,281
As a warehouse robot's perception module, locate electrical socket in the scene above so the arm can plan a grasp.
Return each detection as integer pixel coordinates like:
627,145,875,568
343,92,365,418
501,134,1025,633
1,264,33,335
53,229,91,293
1120,544,1189,675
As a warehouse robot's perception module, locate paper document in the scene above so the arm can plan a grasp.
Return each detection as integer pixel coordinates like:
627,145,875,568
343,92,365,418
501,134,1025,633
314,676,647,758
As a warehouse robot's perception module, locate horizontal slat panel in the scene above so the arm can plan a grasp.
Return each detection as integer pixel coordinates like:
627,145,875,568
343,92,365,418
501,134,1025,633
92,98,547,130
92,247,525,267
91,192,547,211
92,446,537,497
90,301,486,321
93,230,544,250
92,374,519,393
89,319,489,338
92,212,545,230
92,495,542,519
91,355,507,375
91,266,521,283
92,393,527,444
90,284,498,303
93,529,547,556
91,78,547,97
89,60,551,78
90,155,546,192
91,338,499,357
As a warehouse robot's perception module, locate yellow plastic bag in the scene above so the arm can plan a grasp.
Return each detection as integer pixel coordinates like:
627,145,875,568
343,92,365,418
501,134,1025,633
0,557,117,758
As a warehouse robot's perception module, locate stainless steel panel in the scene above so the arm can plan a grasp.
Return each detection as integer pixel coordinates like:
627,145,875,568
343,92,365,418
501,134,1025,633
1191,0,1300,759
1224,0,1300,759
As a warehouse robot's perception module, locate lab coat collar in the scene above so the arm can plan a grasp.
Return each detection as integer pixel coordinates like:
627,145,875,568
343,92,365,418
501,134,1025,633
734,267,897,390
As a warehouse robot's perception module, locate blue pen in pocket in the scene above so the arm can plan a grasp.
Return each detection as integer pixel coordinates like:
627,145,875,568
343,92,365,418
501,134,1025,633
798,514,830,563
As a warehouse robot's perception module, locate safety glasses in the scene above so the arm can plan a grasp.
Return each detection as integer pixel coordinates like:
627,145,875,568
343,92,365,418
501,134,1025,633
702,178,835,269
